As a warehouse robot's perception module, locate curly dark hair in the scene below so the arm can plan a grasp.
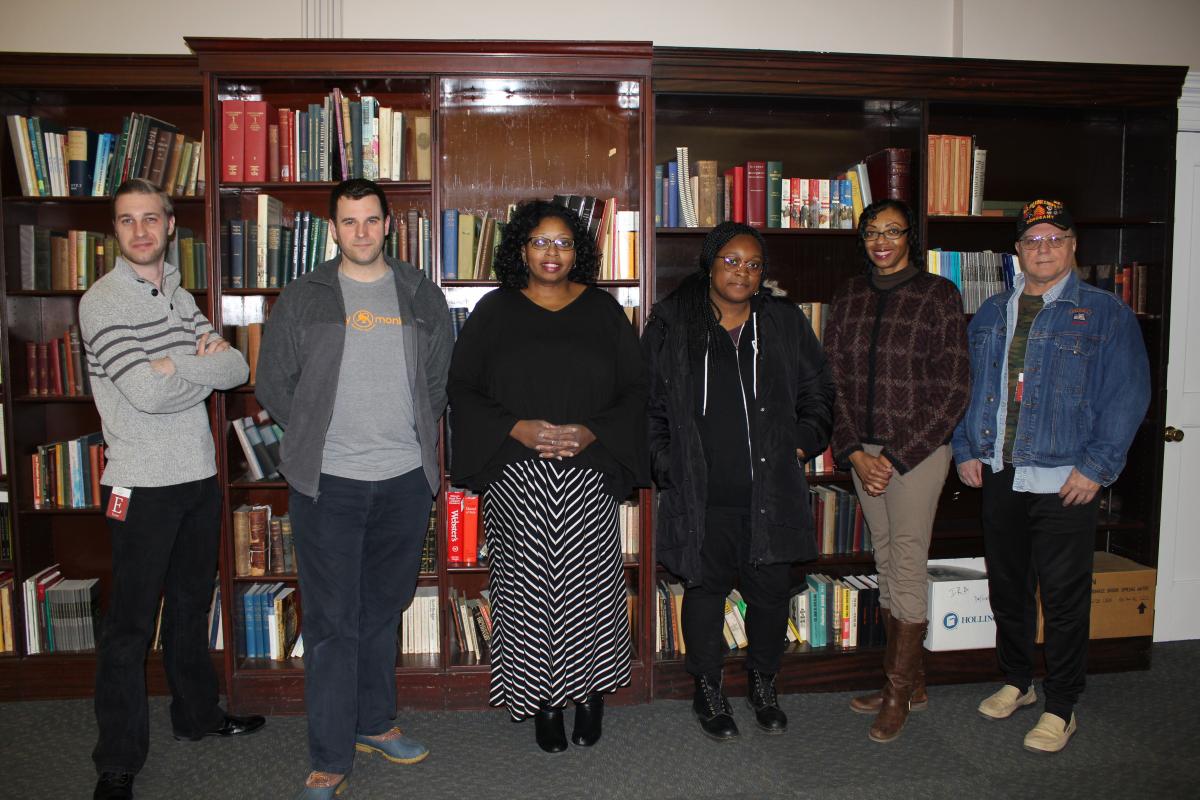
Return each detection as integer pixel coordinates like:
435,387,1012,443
856,198,923,269
670,221,769,362
492,199,600,289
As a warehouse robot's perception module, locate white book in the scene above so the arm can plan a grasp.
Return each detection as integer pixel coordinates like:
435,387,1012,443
392,111,405,180
377,106,391,181
970,147,988,215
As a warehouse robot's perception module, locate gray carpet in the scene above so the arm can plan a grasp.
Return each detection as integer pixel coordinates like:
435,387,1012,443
3,641,1197,799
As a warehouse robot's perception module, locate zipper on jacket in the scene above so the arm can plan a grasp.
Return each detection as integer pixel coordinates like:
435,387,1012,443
734,324,754,481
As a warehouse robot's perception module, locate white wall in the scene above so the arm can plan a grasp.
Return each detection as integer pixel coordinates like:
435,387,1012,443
1,0,1196,71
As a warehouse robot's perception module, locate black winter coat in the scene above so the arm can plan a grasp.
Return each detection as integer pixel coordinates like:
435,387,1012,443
642,291,835,585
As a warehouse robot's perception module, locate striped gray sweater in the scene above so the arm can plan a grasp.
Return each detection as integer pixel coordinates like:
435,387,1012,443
79,257,249,487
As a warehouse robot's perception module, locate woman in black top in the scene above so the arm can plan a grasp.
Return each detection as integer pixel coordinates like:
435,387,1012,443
643,221,834,742
447,200,647,753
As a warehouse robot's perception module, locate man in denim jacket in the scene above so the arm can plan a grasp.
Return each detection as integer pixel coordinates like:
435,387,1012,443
952,199,1149,754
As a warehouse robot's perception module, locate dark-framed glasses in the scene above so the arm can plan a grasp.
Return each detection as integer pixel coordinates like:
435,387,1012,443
1017,234,1074,251
717,255,764,274
527,236,575,251
862,227,909,242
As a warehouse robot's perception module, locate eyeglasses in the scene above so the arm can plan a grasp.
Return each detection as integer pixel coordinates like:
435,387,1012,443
527,236,575,251
717,255,764,274
862,228,910,242
1017,234,1075,251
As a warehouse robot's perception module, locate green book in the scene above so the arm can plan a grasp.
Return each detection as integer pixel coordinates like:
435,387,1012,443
766,160,783,228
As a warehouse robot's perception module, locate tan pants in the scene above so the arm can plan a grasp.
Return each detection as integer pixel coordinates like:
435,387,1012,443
850,444,951,624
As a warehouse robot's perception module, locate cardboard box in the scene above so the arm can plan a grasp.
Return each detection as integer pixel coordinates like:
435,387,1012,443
924,557,996,651
1037,552,1156,642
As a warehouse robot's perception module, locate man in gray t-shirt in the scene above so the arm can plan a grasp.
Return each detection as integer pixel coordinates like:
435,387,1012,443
256,179,452,798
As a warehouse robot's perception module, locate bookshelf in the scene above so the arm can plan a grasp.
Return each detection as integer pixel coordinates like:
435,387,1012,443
648,47,1184,698
0,44,1184,712
0,54,226,695
188,38,655,713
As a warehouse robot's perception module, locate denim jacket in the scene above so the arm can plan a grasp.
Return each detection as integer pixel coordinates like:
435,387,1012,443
951,269,1149,487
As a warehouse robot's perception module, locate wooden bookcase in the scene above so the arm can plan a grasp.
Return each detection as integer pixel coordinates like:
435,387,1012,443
649,47,1184,699
0,54,219,699
0,44,1184,712
187,38,655,713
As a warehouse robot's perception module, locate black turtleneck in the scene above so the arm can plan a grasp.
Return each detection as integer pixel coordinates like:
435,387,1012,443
869,264,918,291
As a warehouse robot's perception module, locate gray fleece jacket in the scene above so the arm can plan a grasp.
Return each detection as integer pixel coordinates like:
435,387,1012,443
254,256,453,498
79,257,249,487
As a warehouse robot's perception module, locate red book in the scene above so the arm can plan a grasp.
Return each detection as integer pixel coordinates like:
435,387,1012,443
462,494,479,564
90,443,104,505
1122,264,1134,305
446,490,465,563
31,453,43,508
278,108,293,182
243,101,268,183
790,178,806,228
745,161,767,229
25,341,39,395
267,124,280,182
37,342,50,396
725,165,746,224
221,100,245,183
49,341,64,395
62,331,76,396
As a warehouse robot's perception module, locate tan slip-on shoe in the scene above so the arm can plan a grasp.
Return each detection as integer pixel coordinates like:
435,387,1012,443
1023,712,1077,753
978,684,1038,720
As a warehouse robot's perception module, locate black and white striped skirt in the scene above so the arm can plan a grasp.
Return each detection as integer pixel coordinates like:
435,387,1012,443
485,459,632,720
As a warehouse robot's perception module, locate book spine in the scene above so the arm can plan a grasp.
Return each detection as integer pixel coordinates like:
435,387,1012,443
765,161,783,228
243,101,268,183
970,147,987,216
745,161,766,229
221,100,245,183
441,209,458,281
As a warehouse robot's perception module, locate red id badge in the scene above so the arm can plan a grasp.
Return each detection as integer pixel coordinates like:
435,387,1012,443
106,487,132,521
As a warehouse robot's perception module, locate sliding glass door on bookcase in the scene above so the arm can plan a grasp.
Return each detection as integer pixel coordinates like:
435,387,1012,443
437,72,652,705
202,71,438,712
191,39,655,712
0,55,208,697
924,99,1178,571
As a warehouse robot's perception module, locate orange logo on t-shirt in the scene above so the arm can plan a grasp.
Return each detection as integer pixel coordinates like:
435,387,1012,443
346,310,403,331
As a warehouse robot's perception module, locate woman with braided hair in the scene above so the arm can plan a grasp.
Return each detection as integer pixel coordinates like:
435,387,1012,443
643,221,834,742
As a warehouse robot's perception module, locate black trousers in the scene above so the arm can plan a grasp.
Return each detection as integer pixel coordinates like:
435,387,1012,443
289,469,429,774
93,477,225,775
981,467,1099,720
682,508,791,680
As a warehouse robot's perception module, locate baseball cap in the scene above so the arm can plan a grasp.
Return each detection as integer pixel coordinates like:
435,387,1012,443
1016,199,1074,238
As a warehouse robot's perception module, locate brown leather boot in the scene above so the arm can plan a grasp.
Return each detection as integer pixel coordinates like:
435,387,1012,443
868,619,925,743
850,609,929,714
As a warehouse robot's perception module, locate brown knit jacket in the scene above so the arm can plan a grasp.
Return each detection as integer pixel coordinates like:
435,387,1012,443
824,270,969,474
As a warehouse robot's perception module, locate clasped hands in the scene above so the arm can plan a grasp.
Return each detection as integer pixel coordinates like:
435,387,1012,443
150,332,231,376
955,459,1100,507
849,450,893,497
511,419,596,461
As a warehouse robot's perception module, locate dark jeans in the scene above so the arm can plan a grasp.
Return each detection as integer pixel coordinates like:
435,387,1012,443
93,477,225,775
289,469,430,774
682,508,791,681
982,467,1099,720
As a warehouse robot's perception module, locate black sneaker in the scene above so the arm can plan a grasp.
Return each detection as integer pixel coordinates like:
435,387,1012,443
693,674,739,742
746,669,788,734
94,771,134,800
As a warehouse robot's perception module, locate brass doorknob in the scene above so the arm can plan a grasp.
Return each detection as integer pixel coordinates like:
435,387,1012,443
1164,426,1185,443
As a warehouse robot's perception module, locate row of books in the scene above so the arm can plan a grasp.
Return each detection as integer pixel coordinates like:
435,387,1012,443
16,224,207,292
445,490,481,564
449,307,471,340
402,586,440,655
145,583,224,652
811,484,874,556
797,301,829,344
440,210,501,281
21,564,101,654
6,112,205,198
927,250,1017,314
927,134,987,216
220,96,431,184
1079,262,1151,314
32,432,104,510
230,411,283,482
231,505,294,578
551,195,639,281
229,323,263,385
656,147,911,230
239,581,300,661
223,200,433,288
24,327,91,397
447,588,492,660
797,574,887,650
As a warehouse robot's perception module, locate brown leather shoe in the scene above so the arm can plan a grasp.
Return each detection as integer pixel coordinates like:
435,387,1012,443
868,619,925,743
850,608,928,713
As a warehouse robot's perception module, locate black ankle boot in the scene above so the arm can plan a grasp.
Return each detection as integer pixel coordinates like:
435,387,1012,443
534,704,568,753
693,674,739,742
746,669,787,734
571,693,604,747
